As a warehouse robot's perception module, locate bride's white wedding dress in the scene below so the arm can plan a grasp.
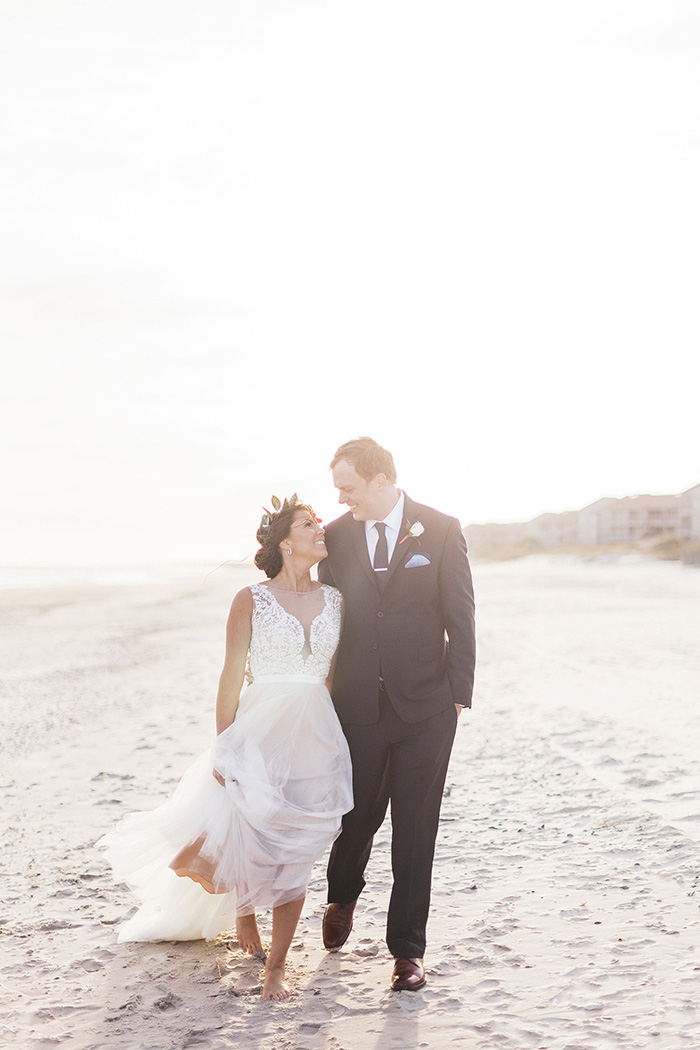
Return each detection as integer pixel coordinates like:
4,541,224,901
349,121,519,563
98,583,353,942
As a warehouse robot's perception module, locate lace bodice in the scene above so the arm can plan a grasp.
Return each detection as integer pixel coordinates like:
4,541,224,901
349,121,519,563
248,584,342,679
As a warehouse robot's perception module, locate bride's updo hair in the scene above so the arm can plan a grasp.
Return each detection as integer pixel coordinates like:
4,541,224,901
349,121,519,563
254,499,317,579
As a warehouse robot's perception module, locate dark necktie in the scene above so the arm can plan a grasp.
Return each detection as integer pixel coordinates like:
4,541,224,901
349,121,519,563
373,521,389,590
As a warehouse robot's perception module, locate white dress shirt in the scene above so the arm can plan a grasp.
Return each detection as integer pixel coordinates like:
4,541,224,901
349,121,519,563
365,490,405,565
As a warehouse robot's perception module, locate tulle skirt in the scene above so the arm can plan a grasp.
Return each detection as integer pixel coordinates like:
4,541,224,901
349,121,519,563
97,675,353,942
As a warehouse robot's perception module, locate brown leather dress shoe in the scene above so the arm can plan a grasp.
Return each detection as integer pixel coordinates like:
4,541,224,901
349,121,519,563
391,957,426,991
322,901,356,951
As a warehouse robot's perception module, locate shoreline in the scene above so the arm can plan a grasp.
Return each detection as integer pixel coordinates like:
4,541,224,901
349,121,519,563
0,561,260,591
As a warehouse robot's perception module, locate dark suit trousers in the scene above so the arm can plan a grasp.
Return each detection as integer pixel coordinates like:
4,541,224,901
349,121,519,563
326,689,457,959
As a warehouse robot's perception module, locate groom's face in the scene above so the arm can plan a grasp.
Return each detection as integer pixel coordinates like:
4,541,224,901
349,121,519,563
332,459,386,522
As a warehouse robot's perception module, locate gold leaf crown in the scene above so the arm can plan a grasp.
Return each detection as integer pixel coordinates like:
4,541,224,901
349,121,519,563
259,493,299,538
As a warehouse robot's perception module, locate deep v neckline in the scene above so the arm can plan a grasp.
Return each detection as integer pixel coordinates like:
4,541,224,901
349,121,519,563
261,585,328,660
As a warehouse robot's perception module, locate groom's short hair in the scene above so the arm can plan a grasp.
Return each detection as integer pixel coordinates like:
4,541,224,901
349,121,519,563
331,437,397,484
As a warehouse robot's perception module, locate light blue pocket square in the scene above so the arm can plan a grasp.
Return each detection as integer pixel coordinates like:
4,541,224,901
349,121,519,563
405,553,431,568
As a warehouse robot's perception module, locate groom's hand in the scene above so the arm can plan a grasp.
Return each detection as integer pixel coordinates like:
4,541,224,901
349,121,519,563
455,704,464,719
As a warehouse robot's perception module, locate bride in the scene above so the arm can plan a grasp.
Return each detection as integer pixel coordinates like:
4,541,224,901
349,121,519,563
98,496,353,1001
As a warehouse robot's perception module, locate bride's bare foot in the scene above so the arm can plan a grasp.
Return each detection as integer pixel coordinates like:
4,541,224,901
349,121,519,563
262,964,291,1001
236,914,262,955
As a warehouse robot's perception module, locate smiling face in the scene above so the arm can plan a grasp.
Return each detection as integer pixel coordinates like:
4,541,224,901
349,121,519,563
284,508,327,562
332,459,393,522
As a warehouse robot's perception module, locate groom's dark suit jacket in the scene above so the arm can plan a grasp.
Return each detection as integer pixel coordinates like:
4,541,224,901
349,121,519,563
318,494,476,725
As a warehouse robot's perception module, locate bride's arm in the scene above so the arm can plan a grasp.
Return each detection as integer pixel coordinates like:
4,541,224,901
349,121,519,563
215,587,253,735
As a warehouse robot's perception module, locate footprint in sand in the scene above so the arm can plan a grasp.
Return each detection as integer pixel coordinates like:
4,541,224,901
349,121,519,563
91,772,135,781
154,991,181,1010
36,919,79,931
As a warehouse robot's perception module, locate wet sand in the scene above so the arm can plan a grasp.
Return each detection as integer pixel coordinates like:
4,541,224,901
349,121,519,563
1,557,699,1049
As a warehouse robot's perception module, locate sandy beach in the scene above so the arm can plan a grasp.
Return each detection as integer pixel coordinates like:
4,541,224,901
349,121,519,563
2,557,699,1049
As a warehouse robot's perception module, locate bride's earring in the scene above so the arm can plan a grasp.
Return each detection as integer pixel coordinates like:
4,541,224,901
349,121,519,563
286,547,293,556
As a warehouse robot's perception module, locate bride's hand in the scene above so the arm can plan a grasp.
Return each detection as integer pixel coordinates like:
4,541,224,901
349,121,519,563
213,768,225,787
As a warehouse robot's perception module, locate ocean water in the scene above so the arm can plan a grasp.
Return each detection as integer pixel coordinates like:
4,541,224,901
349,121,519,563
0,563,215,590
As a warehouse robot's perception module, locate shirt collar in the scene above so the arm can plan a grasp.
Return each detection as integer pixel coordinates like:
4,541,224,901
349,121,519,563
365,490,405,535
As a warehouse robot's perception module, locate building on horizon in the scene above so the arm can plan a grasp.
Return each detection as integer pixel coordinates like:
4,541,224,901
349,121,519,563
464,481,700,553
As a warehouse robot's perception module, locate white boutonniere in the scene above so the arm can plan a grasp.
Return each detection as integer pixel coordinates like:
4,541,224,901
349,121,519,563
399,520,424,545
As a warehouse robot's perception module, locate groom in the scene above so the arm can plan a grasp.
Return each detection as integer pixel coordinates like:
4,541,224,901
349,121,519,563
318,437,476,991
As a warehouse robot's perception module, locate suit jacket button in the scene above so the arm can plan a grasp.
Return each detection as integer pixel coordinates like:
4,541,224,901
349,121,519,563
372,643,378,650
377,611,384,618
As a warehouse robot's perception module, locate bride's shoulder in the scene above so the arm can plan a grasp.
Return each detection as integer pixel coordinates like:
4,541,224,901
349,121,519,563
225,586,254,632
320,583,343,604
241,582,272,605
233,585,256,602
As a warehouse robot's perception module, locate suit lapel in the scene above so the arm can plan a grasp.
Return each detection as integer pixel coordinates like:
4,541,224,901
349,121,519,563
384,494,419,588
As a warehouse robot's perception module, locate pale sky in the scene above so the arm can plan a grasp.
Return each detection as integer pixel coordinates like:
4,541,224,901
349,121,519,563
2,0,699,565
